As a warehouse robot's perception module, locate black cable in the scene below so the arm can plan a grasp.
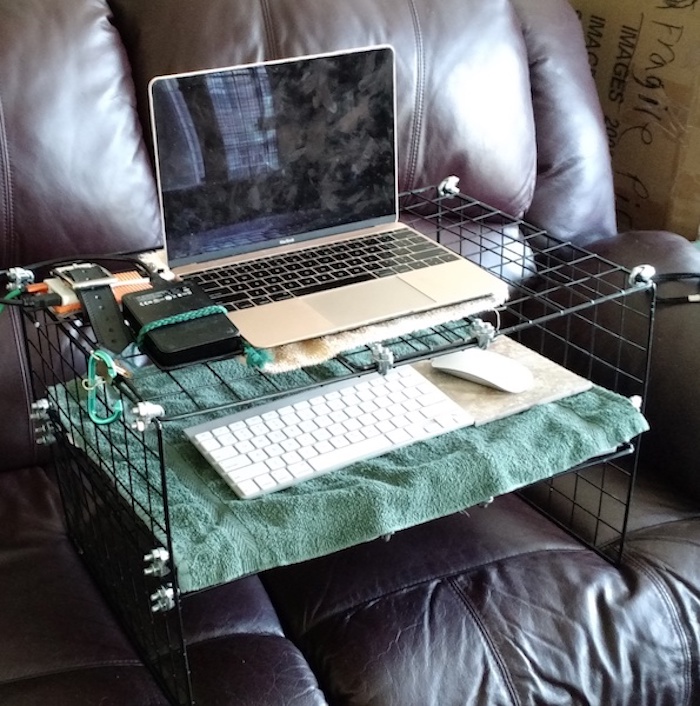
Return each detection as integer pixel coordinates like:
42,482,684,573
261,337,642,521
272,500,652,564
656,294,700,305
1,252,156,286
1,252,164,313
653,272,700,283
0,290,63,310
653,272,700,305
0,250,167,321
0,289,23,312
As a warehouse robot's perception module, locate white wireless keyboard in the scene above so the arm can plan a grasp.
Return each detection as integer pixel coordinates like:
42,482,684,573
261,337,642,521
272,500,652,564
184,365,475,499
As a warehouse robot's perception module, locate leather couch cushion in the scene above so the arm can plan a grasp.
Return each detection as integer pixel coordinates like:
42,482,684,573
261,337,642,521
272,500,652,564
263,492,696,705
0,0,161,268
510,0,617,241
108,0,538,217
0,466,167,705
0,465,327,705
107,0,620,243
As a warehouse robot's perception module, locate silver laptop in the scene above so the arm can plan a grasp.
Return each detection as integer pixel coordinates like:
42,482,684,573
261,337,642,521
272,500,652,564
149,46,507,349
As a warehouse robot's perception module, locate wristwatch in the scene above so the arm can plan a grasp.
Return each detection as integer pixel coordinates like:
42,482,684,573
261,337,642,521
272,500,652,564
53,263,132,353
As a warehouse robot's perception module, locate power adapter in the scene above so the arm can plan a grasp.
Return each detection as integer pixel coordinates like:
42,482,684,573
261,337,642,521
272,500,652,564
121,281,243,368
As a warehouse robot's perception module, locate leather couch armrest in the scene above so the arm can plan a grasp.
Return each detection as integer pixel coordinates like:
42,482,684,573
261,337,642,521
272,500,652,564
587,230,700,500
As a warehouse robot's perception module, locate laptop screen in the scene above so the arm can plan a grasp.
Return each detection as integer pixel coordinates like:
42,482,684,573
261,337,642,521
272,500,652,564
149,46,397,268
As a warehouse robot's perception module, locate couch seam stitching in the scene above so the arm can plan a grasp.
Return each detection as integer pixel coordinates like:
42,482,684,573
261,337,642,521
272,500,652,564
0,91,15,264
624,551,692,706
405,0,425,191
447,575,521,706
599,514,700,552
259,0,279,60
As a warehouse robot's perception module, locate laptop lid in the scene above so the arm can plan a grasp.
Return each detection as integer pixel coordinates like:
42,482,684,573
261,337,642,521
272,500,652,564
149,46,397,270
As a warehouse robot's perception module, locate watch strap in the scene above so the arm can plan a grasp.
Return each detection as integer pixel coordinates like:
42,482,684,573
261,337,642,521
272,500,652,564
76,285,132,353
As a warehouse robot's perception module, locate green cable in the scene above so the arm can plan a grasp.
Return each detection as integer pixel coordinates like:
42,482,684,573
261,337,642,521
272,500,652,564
0,289,22,315
136,305,228,348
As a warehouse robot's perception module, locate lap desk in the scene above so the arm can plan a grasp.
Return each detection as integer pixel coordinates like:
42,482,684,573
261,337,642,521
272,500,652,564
51,338,648,593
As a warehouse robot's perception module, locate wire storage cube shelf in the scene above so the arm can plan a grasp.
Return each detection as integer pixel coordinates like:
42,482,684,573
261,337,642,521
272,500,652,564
20,185,655,705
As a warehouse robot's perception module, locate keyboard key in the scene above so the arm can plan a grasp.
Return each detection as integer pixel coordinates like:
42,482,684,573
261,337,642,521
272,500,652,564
308,434,392,474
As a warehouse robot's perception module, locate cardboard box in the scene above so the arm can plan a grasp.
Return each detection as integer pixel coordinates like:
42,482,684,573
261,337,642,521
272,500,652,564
569,0,700,240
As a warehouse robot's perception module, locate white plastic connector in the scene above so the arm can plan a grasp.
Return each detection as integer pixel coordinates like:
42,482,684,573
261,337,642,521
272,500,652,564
29,398,50,419
150,585,175,613
30,398,55,444
6,267,34,290
469,318,496,349
628,264,656,287
35,431,57,446
438,175,460,197
144,547,171,578
369,343,395,375
137,250,176,281
130,402,165,432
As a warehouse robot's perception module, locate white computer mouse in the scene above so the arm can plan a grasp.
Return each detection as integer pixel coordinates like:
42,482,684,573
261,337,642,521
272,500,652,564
431,347,534,393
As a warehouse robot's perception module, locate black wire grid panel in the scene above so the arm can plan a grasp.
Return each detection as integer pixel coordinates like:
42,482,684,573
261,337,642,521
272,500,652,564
400,187,655,562
21,309,194,705
20,185,655,705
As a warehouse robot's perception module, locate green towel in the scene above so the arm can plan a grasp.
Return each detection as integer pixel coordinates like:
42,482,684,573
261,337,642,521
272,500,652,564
51,358,648,593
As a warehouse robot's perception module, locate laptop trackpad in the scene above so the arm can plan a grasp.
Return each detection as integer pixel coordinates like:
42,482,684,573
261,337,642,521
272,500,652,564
309,278,433,327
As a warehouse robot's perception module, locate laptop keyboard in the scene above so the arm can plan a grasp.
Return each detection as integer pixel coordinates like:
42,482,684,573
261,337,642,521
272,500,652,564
184,365,475,499
187,229,458,311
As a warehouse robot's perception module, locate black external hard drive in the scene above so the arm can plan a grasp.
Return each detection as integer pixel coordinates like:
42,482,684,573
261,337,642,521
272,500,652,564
121,281,243,368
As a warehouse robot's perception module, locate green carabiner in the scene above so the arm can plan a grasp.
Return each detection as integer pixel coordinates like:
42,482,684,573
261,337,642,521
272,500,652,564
84,349,123,425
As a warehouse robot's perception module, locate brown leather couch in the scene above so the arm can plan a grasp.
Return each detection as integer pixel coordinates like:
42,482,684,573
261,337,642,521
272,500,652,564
1,0,699,704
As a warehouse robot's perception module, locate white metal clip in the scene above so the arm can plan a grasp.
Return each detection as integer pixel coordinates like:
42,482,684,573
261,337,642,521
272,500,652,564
30,398,56,445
